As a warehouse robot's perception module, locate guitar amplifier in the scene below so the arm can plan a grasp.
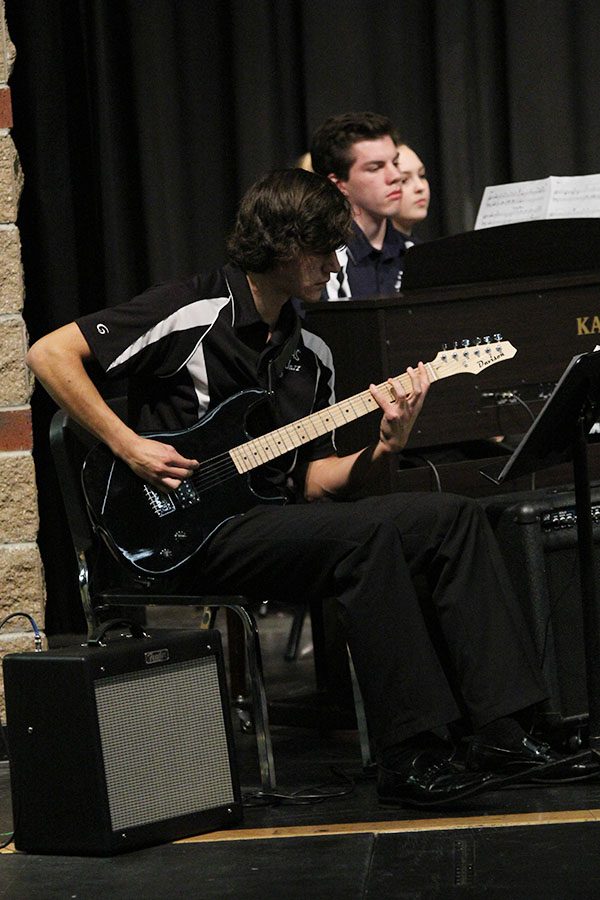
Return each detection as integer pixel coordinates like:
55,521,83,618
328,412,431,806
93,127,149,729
3,627,242,855
481,484,600,726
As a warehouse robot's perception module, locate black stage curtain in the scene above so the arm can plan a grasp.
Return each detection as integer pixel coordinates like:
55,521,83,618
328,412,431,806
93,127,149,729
6,0,600,633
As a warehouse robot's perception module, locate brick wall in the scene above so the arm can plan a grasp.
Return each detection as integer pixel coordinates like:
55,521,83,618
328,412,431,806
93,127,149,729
0,1,46,720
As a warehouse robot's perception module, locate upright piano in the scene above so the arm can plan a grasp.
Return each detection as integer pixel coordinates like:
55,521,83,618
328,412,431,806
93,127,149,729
305,219,600,497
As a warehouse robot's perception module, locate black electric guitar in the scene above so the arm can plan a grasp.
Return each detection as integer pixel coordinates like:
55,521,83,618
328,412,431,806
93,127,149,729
82,338,516,574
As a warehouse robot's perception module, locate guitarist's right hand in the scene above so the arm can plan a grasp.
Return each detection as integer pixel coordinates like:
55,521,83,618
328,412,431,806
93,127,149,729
25,324,199,494
122,435,199,492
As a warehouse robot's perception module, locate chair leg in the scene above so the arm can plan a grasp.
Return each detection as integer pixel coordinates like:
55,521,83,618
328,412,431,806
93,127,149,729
284,604,307,661
347,646,374,770
224,608,247,701
77,554,101,640
208,601,277,792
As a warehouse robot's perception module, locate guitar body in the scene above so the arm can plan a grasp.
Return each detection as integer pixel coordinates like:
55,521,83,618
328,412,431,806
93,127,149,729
82,390,287,574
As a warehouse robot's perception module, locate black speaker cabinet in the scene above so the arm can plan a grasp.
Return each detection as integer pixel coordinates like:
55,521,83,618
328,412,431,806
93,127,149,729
482,484,600,727
3,628,242,855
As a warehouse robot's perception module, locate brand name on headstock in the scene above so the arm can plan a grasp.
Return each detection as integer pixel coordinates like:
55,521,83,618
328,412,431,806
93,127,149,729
477,351,505,368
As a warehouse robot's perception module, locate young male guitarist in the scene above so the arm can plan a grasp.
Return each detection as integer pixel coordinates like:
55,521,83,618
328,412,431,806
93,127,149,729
27,168,594,807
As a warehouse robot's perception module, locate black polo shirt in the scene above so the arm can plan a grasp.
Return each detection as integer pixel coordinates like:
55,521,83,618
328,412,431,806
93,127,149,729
76,263,337,495
324,220,406,299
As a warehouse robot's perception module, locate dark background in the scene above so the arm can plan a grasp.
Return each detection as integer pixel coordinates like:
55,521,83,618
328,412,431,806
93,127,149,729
6,0,600,632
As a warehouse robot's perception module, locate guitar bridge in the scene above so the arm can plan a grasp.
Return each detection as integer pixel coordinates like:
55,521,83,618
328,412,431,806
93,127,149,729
144,484,176,517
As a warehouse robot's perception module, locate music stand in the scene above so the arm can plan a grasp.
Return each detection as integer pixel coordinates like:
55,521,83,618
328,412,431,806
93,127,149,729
481,351,600,750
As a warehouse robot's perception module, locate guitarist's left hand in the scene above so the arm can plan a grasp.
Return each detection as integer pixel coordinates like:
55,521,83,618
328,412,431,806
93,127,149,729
369,361,430,457
305,362,430,501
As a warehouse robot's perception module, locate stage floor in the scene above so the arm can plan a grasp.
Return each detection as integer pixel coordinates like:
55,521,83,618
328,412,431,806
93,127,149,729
3,605,600,898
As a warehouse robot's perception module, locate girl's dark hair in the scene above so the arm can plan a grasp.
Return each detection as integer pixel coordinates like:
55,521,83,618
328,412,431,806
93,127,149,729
227,168,353,272
310,111,401,180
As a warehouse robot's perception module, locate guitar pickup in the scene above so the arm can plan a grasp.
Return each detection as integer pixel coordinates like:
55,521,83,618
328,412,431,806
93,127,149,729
175,480,199,507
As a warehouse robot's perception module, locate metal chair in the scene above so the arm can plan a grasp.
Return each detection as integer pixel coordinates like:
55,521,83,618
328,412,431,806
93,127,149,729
49,405,277,791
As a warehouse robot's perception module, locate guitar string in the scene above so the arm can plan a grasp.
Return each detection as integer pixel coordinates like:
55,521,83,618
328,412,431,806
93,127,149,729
173,398,373,496
168,395,399,498
180,359,463,491
178,394,376,495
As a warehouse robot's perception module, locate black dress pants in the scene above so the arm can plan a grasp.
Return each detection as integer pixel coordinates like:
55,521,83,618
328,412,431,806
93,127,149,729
196,492,547,754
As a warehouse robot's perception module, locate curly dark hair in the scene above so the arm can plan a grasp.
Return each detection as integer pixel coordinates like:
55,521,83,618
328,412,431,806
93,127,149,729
310,111,401,181
227,168,353,273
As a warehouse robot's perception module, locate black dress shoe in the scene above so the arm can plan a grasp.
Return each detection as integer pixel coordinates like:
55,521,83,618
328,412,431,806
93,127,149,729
377,749,496,807
466,733,600,782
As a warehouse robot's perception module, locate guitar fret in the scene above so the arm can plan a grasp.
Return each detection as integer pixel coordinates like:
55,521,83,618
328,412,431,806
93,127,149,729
299,416,321,439
229,445,256,473
291,423,313,442
270,428,296,454
249,439,272,465
253,443,270,464
353,394,378,414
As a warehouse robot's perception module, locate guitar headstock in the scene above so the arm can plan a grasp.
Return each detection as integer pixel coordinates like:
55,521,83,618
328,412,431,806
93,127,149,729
430,335,517,376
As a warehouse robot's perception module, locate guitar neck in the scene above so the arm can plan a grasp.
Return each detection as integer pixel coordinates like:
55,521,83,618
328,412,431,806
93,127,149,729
228,338,516,475
229,360,439,475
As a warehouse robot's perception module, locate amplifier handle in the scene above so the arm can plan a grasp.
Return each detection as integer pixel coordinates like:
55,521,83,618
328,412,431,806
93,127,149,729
87,619,149,647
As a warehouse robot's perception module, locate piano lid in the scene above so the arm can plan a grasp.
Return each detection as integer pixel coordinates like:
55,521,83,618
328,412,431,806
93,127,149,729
402,218,600,291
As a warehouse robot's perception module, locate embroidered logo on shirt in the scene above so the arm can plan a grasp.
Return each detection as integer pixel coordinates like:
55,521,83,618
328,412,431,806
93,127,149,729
96,323,110,335
285,349,302,372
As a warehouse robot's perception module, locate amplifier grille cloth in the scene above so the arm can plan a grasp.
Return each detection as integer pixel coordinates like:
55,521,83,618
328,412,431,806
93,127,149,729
94,655,234,830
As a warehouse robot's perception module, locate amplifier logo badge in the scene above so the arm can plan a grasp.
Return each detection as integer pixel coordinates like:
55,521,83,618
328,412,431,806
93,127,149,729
145,648,170,665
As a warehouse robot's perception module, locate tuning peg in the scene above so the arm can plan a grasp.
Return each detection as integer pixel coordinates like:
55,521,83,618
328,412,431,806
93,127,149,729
461,339,471,348
483,335,491,343
493,333,503,341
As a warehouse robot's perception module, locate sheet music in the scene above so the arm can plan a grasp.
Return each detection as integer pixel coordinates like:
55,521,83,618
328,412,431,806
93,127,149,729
474,179,549,229
474,173,600,229
546,174,600,219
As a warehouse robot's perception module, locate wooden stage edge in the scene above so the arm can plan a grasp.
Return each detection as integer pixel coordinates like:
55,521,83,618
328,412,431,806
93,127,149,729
179,807,600,844
2,808,600,854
